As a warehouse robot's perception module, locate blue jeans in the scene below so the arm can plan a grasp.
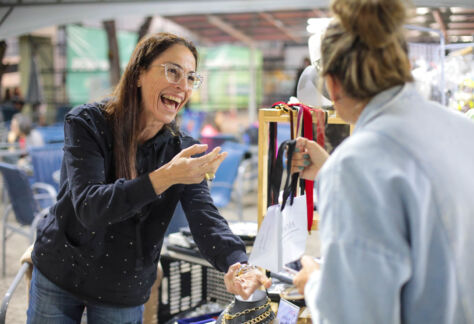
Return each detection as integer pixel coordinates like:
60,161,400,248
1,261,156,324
27,268,144,324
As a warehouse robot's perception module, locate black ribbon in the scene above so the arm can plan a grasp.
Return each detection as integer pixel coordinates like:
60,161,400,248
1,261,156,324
269,139,299,211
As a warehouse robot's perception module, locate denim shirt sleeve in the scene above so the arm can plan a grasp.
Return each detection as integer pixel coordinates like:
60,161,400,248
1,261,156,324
63,111,158,229
180,180,248,272
311,133,413,324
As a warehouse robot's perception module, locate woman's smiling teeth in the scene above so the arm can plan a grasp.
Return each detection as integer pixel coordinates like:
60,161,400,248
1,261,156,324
161,94,182,110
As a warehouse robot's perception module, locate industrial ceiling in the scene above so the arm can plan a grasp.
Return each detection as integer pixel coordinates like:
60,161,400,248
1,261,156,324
1,0,473,45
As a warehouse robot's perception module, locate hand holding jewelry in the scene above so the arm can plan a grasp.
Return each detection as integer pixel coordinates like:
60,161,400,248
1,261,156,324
224,262,272,300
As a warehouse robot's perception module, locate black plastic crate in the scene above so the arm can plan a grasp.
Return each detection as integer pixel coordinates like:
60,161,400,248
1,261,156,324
158,255,233,322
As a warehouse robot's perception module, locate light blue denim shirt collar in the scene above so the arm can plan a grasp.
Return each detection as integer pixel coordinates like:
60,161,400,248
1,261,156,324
353,83,407,133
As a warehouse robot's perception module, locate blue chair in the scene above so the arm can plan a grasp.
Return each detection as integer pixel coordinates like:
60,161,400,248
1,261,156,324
0,162,56,276
36,125,64,144
28,144,64,192
165,202,189,237
199,134,238,153
179,110,206,139
55,105,72,124
210,142,250,220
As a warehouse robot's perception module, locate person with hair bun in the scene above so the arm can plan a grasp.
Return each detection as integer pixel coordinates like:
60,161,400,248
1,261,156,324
291,0,474,322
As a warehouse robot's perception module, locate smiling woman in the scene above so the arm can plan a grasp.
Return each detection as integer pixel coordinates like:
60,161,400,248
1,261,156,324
137,43,197,146
27,32,270,323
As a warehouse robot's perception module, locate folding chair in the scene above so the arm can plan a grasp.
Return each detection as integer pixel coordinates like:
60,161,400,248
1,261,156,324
55,105,72,124
209,141,249,220
179,110,206,139
200,134,238,153
28,144,64,192
0,162,56,277
35,125,64,144
0,246,32,324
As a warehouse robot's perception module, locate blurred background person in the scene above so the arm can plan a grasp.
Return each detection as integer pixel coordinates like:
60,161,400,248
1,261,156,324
12,86,25,112
6,112,44,170
7,113,44,149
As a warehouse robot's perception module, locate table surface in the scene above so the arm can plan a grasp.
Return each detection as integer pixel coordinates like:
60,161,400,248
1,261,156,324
162,243,313,323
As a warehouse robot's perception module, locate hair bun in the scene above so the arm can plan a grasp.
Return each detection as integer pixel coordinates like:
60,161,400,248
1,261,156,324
331,0,407,48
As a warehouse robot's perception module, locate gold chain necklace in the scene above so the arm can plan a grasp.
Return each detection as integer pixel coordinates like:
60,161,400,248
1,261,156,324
222,297,271,323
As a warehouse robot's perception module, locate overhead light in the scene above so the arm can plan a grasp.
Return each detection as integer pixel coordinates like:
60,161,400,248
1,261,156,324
416,7,430,15
459,35,473,42
306,18,332,34
408,15,428,24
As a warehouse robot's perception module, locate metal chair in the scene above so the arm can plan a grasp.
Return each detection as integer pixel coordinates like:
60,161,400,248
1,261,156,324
35,125,64,144
28,144,64,192
209,141,250,220
0,162,56,277
179,110,206,139
0,261,31,324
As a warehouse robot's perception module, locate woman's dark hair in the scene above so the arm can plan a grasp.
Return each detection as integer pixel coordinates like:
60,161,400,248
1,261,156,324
104,32,198,180
320,0,413,100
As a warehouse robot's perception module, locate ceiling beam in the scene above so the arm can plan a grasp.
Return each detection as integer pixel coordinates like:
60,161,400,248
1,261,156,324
258,12,301,43
450,8,474,14
448,22,474,28
207,14,254,45
449,15,474,22
432,9,448,41
447,29,474,36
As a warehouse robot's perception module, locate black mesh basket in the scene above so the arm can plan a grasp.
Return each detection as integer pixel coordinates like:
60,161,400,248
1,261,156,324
158,255,233,322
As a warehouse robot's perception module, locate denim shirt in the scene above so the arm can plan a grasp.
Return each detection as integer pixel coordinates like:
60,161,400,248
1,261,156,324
306,83,474,323
32,102,247,307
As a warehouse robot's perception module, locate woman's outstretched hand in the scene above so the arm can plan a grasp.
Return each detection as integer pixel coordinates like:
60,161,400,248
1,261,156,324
149,144,227,194
290,137,329,180
224,263,272,300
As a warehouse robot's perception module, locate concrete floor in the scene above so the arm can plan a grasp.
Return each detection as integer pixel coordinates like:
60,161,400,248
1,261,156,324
0,207,30,324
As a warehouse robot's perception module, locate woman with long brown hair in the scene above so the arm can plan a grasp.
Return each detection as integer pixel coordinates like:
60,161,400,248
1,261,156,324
28,33,269,323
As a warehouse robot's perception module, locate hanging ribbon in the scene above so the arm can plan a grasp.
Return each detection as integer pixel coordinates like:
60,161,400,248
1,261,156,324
268,102,328,231
267,122,277,207
301,106,314,232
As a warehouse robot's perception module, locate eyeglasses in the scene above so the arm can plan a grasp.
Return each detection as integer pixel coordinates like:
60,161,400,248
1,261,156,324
153,63,203,89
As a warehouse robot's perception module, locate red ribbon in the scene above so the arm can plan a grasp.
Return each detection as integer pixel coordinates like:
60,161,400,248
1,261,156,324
301,106,314,232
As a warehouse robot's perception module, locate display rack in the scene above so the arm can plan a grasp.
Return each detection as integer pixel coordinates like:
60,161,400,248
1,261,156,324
257,108,352,231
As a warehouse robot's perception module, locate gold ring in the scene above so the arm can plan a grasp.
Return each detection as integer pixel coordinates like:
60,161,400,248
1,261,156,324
205,172,215,181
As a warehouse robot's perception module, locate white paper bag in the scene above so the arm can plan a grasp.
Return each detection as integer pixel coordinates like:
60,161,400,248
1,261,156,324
249,195,308,273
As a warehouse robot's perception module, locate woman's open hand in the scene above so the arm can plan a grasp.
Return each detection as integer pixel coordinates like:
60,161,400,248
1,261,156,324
149,144,227,194
168,144,227,184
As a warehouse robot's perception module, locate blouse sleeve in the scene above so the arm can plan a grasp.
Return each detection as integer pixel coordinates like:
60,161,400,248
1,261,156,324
180,179,248,272
63,110,157,229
